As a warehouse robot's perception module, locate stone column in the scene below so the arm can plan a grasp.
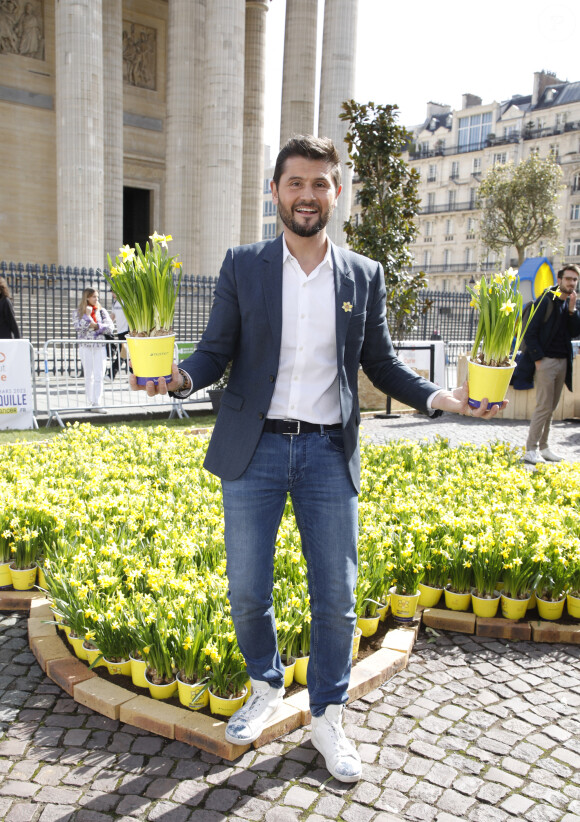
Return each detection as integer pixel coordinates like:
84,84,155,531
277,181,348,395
240,0,269,245
279,0,318,147
199,0,245,276
55,0,105,270
318,0,359,246
165,0,205,274
103,0,123,262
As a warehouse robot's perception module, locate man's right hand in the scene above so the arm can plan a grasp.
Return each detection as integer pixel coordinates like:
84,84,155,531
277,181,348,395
129,363,183,397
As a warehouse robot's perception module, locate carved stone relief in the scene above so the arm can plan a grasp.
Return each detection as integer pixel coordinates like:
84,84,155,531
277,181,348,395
122,21,156,91
0,0,44,60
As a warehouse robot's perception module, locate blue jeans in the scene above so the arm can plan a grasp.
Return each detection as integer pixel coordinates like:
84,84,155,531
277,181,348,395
222,430,358,717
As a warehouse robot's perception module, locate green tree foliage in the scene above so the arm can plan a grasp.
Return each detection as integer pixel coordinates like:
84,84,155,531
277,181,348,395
477,154,563,266
340,100,429,342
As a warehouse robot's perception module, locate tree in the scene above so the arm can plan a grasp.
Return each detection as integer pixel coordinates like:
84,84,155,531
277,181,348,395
340,100,429,342
477,154,563,267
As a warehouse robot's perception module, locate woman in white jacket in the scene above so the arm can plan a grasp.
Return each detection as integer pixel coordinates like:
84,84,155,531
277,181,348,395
73,288,114,411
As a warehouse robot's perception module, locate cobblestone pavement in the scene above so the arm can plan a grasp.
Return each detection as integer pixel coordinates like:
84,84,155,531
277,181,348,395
2,416,580,822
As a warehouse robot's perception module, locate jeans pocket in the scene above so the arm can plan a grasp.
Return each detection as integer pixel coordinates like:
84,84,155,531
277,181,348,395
325,431,345,453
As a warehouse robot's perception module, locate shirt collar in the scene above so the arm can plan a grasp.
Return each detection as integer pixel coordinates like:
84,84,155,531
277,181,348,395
282,234,333,270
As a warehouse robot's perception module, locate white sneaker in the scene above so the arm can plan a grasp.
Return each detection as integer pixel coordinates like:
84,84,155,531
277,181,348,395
523,450,544,465
540,448,563,462
224,678,284,745
311,704,362,783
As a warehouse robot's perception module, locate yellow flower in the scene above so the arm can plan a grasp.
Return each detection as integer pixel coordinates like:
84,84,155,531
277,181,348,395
342,301,353,313
500,300,515,315
120,244,135,262
150,231,172,249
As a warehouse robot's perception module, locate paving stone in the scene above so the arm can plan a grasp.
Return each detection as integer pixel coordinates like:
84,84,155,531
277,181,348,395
452,775,484,796
500,794,536,816
375,786,409,813
476,781,509,803
436,788,476,815
147,801,191,821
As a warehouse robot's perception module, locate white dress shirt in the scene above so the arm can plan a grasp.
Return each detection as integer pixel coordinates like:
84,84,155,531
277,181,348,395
267,236,342,424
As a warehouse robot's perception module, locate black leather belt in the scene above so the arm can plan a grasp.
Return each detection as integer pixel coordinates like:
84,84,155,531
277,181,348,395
263,419,342,435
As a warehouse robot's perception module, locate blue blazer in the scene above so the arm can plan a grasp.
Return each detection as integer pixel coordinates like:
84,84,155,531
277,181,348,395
179,236,440,492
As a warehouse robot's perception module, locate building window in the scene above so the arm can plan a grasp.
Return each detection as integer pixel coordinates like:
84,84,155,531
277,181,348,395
458,112,493,152
442,278,448,292
443,249,452,270
426,192,435,211
450,161,459,180
549,144,560,160
465,248,474,267
555,112,568,131
263,177,272,194
493,152,507,165
472,157,482,174
448,190,456,210
503,124,520,138
573,172,580,193
423,251,431,268
466,217,476,239
570,204,580,221
567,238,580,256
427,164,437,182
444,218,453,240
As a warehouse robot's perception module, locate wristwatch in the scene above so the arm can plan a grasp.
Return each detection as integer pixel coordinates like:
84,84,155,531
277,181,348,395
170,368,193,399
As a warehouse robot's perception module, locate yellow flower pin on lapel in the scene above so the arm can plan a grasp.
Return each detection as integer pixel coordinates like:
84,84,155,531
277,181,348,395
342,301,353,313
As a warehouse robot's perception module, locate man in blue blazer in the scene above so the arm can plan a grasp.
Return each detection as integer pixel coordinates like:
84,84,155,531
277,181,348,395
138,135,500,781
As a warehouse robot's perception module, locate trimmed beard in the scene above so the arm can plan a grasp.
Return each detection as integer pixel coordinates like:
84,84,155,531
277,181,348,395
277,200,334,238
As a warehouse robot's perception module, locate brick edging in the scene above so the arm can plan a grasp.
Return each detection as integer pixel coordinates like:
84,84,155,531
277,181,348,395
1,590,418,761
422,605,580,643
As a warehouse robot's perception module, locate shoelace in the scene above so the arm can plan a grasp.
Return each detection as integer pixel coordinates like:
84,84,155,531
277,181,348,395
236,690,271,721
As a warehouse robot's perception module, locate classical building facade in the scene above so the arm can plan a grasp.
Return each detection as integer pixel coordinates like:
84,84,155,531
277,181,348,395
0,0,358,274
398,71,580,292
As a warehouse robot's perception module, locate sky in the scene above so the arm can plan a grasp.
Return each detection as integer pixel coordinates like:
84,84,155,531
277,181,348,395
263,0,579,158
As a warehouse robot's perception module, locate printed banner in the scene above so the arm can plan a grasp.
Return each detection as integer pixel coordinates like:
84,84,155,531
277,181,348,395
0,340,34,430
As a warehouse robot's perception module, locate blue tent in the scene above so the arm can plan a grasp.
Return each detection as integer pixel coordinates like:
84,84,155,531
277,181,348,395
517,257,555,302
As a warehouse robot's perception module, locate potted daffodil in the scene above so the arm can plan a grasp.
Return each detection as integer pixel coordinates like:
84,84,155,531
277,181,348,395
466,268,545,409
105,232,183,384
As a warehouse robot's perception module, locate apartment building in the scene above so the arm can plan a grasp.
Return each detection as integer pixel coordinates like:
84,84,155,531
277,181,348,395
401,72,580,291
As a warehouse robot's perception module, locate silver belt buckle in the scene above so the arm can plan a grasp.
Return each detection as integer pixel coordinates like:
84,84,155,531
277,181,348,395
283,419,300,435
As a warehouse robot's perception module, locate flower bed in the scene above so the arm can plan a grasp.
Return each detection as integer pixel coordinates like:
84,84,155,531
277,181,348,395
1,426,580,708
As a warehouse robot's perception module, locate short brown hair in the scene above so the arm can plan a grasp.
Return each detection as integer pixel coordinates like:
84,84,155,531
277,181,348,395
0,276,10,300
273,135,341,191
557,264,580,279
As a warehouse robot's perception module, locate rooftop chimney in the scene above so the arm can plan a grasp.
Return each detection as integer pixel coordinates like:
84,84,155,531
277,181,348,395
462,94,482,109
532,70,563,106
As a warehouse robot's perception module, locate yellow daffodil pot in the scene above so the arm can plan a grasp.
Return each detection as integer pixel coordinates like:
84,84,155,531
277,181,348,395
37,567,47,589
9,563,37,591
378,598,390,621
467,361,516,410
177,675,209,711
470,590,500,618
535,595,566,621
104,658,131,676
500,593,531,620
527,591,537,610
356,614,380,637
145,671,178,700
0,562,12,590
418,583,443,608
126,334,175,386
389,587,420,623
444,587,472,611
130,653,148,688
282,656,296,688
83,643,104,668
567,593,580,619
352,627,362,661
68,635,88,661
293,655,309,685
209,687,247,717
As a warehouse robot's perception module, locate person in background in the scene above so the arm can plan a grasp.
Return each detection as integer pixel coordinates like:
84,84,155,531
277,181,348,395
0,276,21,339
522,264,580,464
130,135,503,783
73,288,114,412
109,296,129,379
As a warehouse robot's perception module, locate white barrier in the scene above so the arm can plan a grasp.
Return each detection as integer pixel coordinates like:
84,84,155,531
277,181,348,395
0,339,38,429
42,339,210,428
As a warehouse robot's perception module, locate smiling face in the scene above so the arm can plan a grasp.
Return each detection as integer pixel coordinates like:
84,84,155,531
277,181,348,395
271,156,342,239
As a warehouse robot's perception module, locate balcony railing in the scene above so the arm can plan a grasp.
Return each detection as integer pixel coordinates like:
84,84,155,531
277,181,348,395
410,262,499,274
421,201,478,214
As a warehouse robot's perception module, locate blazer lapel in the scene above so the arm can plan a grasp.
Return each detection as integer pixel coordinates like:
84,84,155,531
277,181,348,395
332,245,355,368
260,235,284,351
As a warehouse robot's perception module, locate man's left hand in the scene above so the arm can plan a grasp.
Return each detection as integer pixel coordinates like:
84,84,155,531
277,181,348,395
431,381,507,419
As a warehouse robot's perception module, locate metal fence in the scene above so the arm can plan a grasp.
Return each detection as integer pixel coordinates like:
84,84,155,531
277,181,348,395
3,261,479,355
2,262,216,359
